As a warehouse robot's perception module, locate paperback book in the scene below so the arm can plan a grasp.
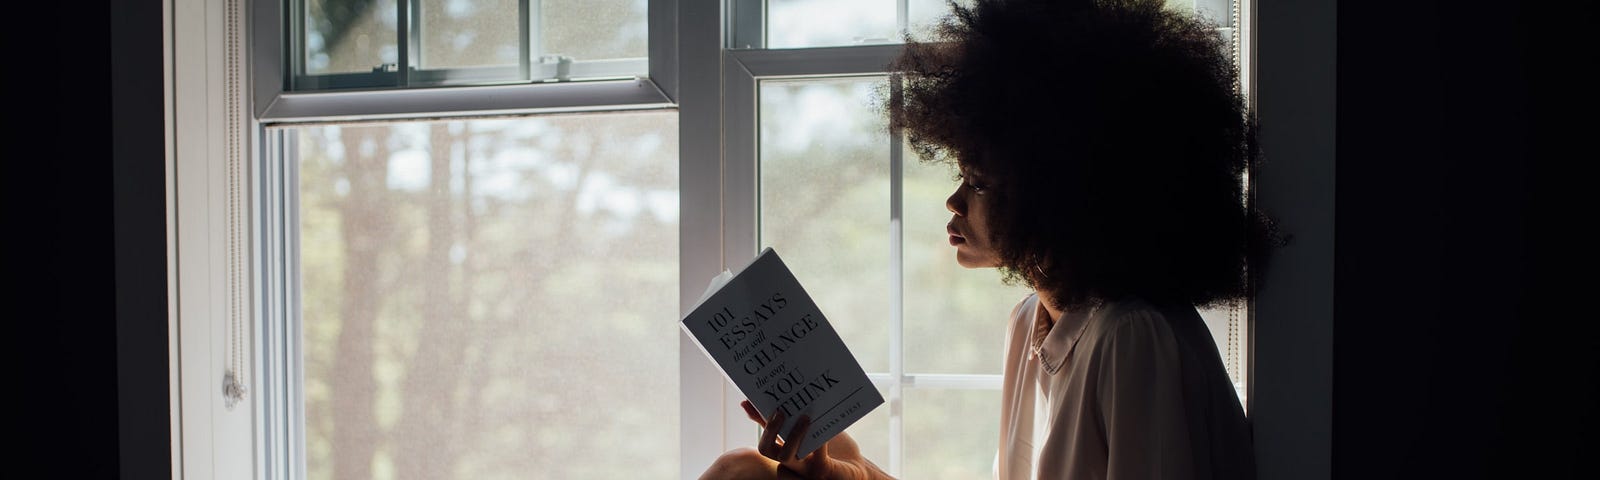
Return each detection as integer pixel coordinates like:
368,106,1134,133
681,248,884,458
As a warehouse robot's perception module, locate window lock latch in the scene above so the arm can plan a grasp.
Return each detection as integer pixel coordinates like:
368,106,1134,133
538,55,574,82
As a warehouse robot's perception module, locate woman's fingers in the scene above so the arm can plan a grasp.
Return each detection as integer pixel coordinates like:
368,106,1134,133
757,409,787,460
741,400,766,427
778,416,812,462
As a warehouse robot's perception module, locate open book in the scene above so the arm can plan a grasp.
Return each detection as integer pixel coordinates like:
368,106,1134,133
681,248,884,458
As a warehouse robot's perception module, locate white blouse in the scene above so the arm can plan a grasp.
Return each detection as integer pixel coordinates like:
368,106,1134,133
995,294,1255,480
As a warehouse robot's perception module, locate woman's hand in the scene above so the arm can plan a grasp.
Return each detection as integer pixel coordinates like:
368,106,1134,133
741,400,892,480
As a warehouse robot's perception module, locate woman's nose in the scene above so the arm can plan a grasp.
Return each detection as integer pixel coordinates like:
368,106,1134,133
946,187,965,216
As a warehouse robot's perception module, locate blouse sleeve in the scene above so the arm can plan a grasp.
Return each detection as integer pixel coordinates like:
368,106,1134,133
1095,309,1196,480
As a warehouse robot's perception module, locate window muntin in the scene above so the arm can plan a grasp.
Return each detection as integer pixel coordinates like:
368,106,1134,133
283,111,680,479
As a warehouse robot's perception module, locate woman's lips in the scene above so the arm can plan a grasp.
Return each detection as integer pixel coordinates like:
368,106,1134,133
947,223,966,245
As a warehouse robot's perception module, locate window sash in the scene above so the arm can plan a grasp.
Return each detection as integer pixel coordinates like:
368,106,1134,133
238,2,696,480
252,0,679,121
284,0,645,91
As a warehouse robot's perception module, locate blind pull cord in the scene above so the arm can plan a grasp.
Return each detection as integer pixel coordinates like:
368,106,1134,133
223,0,248,410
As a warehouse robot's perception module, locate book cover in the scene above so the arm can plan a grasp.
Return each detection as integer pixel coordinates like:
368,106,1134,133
681,247,884,458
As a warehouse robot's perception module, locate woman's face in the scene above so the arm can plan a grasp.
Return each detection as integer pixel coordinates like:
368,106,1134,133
945,165,1003,269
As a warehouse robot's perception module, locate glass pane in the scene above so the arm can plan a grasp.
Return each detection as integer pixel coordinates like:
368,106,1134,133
845,393,891,470
767,0,897,48
306,0,400,75
292,111,679,480
903,154,1031,374
542,0,649,61
418,0,521,69
904,388,1002,480
759,78,891,373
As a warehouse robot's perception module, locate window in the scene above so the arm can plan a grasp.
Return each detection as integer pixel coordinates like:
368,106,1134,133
276,114,680,479
178,1,680,479
172,1,1255,479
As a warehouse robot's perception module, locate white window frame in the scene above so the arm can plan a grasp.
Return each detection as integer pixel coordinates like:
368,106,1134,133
166,1,1334,479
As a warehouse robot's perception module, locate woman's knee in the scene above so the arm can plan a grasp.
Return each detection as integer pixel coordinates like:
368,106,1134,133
699,447,777,480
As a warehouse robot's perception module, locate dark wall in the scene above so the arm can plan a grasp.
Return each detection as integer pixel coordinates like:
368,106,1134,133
112,0,174,478
1334,1,1592,478
6,1,169,478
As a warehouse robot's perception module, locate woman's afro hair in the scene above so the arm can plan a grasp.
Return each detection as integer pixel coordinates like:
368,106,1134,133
886,0,1284,310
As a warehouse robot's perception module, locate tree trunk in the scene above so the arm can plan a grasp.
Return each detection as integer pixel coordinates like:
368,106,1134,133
394,123,467,480
332,127,391,480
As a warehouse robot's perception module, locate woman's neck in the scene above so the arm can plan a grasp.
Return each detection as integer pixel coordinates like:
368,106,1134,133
1037,291,1063,325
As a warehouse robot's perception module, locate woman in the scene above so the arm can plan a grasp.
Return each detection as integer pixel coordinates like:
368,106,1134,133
701,0,1278,478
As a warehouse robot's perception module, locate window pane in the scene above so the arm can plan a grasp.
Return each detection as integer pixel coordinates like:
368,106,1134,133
844,394,892,470
291,111,679,480
903,154,1031,374
904,388,1001,480
418,0,520,69
541,0,649,62
306,0,399,74
759,77,891,374
766,0,896,48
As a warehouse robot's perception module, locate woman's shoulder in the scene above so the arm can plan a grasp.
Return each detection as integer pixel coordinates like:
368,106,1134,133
1009,292,1039,320
1083,295,1183,347
1003,292,1041,338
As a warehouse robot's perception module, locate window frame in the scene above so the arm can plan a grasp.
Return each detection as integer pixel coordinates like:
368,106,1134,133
177,1,696,480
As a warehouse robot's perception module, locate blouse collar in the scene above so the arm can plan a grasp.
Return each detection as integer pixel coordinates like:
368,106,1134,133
1029,293,1097,376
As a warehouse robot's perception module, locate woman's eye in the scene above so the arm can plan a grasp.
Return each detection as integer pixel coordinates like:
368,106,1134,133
957,172,987,194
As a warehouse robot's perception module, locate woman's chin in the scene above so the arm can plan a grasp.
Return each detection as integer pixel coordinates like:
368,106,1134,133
954,250,999,269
